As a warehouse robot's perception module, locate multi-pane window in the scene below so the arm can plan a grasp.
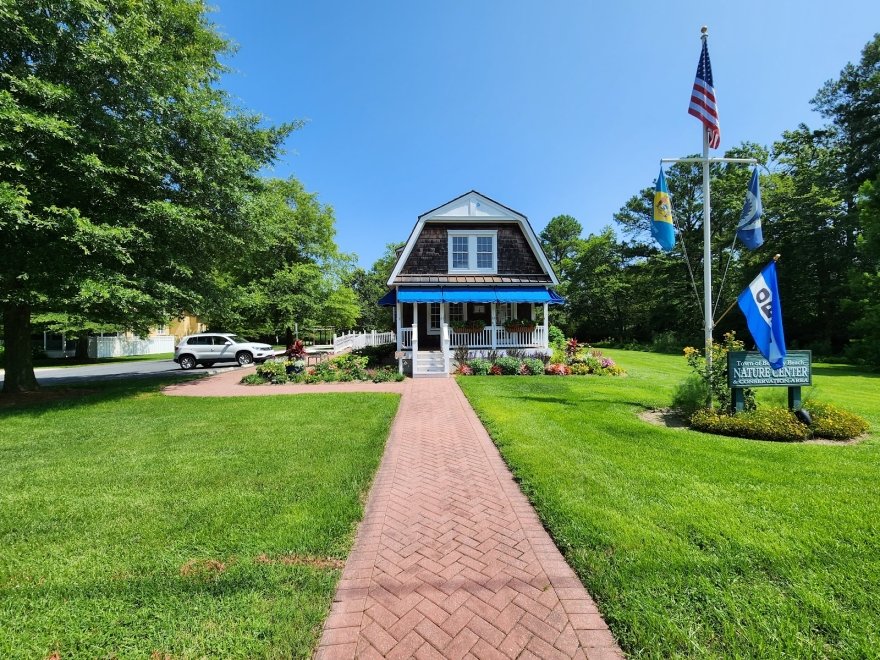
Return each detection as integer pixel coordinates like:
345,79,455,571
448,303,465,324
476,236,494,269
448,231,497,273
429,303,441,332
452,236,469,269
496,303,515,324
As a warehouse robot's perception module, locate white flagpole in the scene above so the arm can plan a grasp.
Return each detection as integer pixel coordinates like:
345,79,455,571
701,35,713,403
658,26,760,408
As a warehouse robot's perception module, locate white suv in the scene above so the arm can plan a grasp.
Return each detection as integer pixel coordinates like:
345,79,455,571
174,333,275,370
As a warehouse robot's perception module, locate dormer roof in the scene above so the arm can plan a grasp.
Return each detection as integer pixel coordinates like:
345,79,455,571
387,191,559,287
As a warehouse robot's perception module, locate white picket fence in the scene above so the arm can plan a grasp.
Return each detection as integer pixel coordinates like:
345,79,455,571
332,330,395,354
88,335,175,359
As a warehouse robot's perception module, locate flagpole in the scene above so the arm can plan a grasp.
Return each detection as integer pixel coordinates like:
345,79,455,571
700,27,715,406
661,25,758,408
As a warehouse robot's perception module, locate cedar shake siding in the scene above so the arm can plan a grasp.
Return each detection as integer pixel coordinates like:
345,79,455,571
399,223,545,276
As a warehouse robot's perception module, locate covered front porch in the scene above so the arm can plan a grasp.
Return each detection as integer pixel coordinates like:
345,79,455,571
380,286,562,377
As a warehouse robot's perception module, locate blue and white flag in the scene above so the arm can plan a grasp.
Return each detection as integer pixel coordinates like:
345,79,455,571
736,168,763,250
737,261,786,369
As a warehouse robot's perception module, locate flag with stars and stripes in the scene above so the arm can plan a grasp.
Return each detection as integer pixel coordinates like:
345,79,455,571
688,39,721,149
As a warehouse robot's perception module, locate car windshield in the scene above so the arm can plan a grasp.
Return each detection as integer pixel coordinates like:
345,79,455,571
227,335,248,344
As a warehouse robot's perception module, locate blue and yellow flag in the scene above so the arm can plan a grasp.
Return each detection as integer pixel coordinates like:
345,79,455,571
652,168,675,251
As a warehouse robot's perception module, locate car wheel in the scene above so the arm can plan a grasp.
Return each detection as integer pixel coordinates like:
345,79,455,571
236,351,254,366
179,355,196,370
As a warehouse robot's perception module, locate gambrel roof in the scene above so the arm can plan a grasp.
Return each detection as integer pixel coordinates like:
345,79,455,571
387,191,559,287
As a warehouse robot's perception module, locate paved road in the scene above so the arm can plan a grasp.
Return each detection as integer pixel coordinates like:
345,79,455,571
0,359,238,387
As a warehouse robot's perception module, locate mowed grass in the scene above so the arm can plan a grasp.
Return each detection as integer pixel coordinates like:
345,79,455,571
458,351,880,658
0,382,399,658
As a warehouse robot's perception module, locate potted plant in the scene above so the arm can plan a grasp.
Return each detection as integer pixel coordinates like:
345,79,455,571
503,318,537,333
451,319,486,333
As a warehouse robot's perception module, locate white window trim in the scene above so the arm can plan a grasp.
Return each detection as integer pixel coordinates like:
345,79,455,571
448,303,467,325
447,229,497,274
427,302,441,335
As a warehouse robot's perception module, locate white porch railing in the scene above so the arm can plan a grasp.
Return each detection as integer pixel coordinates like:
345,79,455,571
399,327,413,349
332,330,395,353
449,327,493,348
446,326,547,350
496,326,546,348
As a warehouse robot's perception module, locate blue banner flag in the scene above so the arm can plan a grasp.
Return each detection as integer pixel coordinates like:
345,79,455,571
652,168,675,251
737,261,786,369
737,168,764,250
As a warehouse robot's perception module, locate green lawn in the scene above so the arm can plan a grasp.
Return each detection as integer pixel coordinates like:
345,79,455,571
0,382,399,658
458,350,880,658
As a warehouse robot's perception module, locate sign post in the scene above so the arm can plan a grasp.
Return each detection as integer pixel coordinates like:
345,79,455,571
727,350,812,413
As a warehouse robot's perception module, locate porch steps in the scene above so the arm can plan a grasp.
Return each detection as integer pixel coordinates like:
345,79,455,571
414,350,448,378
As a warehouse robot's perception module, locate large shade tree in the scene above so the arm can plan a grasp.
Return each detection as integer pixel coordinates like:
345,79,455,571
0,0,292,392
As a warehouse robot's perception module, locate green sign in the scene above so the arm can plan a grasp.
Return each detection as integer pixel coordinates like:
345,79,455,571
728,351,812,388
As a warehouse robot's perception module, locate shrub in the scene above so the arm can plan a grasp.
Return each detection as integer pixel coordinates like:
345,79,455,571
548,325,566,349
495,356,521,375
353,342,395,367
807,401,869,439
522,358,545,375
565,338,581,358
371,366,404,383
545,363,571,376
672,374,710,417
684,332,755,411
505,348,527,359
240,373,268,385
468,358,492,375
550,347,567,365
690,407,810,442
256,360,288,384
456,364,473,376
452,345,470,368
489,364,503,376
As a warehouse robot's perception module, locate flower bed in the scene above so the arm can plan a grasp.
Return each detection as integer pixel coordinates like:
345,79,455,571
454,337,626,377
672,332,868,442
241,354,404,385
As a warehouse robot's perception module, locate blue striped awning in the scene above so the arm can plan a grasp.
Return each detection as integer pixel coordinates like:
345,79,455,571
377,286,564,306
397,287,445,303
443,287,498,303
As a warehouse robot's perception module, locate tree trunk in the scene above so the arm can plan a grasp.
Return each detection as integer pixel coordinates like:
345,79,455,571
285,326,293,347
2,304,39,393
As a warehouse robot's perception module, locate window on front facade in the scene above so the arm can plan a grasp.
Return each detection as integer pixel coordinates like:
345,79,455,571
476,236,493,269
429,303,441,333
496,303,515,324
452,236,469,269
448,303,465,324
448,231,497,273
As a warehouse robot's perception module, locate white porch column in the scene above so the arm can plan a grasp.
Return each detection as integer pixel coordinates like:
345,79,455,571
543,302,549,350
395,301,402,350
491,303,497,350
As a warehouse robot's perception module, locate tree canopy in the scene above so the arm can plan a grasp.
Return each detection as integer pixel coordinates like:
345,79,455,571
0,0,293,391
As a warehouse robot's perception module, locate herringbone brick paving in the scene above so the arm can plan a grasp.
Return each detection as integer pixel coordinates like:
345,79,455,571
315,378,622,659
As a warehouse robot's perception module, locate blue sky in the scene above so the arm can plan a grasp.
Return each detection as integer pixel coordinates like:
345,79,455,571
211,1,880,267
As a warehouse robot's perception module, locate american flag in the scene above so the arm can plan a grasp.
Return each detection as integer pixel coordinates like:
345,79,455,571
688,39,720,149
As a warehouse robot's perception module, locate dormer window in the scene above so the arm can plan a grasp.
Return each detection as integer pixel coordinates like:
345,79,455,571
448,230,497,274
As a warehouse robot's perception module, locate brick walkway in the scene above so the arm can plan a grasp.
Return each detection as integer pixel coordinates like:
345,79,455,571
315,379,622,659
